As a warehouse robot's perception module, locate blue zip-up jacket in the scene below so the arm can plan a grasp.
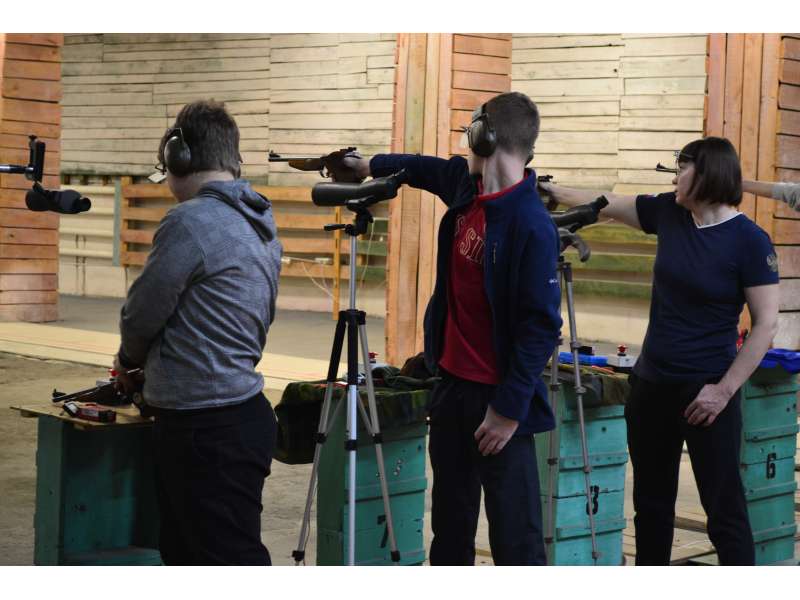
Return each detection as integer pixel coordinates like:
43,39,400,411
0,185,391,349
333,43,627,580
371,154,562,434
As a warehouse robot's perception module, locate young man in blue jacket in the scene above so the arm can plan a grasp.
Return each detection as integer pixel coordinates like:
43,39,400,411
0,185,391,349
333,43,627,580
343,91,562,565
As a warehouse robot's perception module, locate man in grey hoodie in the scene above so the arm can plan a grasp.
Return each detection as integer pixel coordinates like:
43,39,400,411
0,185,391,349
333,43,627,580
113,100,283,565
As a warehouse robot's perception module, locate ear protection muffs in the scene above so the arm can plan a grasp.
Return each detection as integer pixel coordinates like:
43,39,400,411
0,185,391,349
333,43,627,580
163,127,193,177
467,103,497,158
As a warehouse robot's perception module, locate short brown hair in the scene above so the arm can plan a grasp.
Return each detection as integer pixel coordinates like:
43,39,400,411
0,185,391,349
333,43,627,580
485,92,541,160
679,137,742,206
158,100,241,177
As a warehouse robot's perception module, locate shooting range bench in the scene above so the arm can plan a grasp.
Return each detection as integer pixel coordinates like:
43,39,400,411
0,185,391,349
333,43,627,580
11,403,160,565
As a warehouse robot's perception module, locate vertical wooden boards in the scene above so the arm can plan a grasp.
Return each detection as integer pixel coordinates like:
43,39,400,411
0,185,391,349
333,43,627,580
723,34,745,151
709,34,800,347
739,34,764,219
415,34,441,353
775,35,800,348
756,35,781,237
0,33,62,322
385,35,409,365
385,33,510,364
706,34,727,137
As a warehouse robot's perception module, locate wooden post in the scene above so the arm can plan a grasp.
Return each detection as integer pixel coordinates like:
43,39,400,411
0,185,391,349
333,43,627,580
706,33,800,348
385,34,511,365
0,33,63,322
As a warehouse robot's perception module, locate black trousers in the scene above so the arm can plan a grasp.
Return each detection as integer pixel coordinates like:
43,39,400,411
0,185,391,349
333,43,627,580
428,371,547,566
625,373,754,565
151,392,277,565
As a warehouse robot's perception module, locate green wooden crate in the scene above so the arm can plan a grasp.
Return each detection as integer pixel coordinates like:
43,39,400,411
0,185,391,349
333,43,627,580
741,425,799,464
317,492,426,566
755,537,797,566
536,450,628,498
545,406,628,460
317,396,427,566
738,366,799,566
34,416,160,566
745,480,797,532
547,517,627,566
741,392,798,432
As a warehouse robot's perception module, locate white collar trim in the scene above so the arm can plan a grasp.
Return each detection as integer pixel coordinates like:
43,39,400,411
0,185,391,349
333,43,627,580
692,211,742,229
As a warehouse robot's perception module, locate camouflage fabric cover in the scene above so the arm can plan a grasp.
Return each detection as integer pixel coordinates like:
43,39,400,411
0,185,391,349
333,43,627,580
544,363,630,407
274,366,436,464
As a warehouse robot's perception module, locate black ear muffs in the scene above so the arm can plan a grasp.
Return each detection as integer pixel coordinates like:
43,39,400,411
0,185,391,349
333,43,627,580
163,127,192,177
467,103,497,158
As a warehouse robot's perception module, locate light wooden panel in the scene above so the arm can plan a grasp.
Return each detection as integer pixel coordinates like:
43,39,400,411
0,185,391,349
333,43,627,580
60,34,271,178
0,34,63,322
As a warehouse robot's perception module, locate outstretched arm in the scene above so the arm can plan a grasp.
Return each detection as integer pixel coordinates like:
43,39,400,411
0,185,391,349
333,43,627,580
743,179,800,211
539,182,642,230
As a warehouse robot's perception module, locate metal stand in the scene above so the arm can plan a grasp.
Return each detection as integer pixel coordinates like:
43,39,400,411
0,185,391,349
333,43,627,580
544,255,600,565
292,202,401,566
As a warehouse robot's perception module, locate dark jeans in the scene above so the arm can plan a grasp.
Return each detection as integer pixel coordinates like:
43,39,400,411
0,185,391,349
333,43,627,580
625,373,754,565
428,371,546,566
151,392,277,565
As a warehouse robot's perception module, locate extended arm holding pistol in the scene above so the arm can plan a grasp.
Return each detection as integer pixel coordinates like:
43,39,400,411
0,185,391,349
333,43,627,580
267,147,365,183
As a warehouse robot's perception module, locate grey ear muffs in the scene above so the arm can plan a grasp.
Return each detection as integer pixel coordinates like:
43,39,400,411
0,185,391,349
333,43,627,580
163,127,192,176
467,103,497,158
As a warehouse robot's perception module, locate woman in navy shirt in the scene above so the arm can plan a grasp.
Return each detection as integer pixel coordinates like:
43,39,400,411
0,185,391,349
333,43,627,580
540,137,779,565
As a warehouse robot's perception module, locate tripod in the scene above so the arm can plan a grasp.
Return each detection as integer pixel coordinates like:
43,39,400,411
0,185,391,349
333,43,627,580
292,200,400,566
542,203,607,566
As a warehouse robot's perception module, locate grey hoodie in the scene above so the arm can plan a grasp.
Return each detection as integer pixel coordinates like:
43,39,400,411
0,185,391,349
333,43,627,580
119,179,282,410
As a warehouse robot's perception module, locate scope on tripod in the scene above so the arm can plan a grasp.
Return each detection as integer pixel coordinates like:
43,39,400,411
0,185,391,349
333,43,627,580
550,195,608,233
312,170,408,208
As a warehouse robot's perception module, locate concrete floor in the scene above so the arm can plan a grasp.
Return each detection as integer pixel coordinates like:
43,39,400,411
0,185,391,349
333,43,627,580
1,295,797,565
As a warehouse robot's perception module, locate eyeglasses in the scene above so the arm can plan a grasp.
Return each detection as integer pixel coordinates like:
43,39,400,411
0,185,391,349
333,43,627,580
655,150,694,175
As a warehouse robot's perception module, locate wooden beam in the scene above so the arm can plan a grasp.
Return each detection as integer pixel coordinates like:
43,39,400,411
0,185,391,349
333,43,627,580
723,34,745,150
705,34,726,137
386,34,409,365
739,34,763,220
756,34,781,236
415,34,441,354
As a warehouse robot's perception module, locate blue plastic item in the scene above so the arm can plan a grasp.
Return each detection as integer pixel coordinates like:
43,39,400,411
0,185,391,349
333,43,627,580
558,352,608,367
758,349,800,374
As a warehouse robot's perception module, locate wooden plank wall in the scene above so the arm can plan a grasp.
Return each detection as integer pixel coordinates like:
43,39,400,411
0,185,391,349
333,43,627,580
386,33,512,364
266,33,396,187
57,183,123,297
0,34,63,322
60,33,271,178
511,33,707,300
706,33,799,349
775,35,800,347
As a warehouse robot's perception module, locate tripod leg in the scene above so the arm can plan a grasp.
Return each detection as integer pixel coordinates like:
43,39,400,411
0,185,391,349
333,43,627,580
293,312,347,565
342,312,363,566
563,262,600,564
357,316,402,563
544,329,564,561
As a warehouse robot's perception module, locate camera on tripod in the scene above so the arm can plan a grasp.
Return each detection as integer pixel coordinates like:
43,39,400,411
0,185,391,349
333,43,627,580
0,135,91,214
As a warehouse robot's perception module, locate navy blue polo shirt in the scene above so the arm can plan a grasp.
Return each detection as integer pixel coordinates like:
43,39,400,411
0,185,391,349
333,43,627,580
633,192,780,383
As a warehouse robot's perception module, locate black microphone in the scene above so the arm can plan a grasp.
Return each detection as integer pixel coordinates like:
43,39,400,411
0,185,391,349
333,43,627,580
25,183,91,214
312,170,408,207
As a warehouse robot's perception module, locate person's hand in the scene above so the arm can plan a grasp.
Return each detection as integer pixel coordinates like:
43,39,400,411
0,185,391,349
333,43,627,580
474,405,519,456
112,354,137,395
338,155,371,182
684,383,732,427
537,181,559,211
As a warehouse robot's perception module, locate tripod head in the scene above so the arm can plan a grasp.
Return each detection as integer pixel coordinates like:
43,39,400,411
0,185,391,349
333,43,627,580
551,195,608,262
0,135,46,181
550,195,608,233
316,169,408,237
